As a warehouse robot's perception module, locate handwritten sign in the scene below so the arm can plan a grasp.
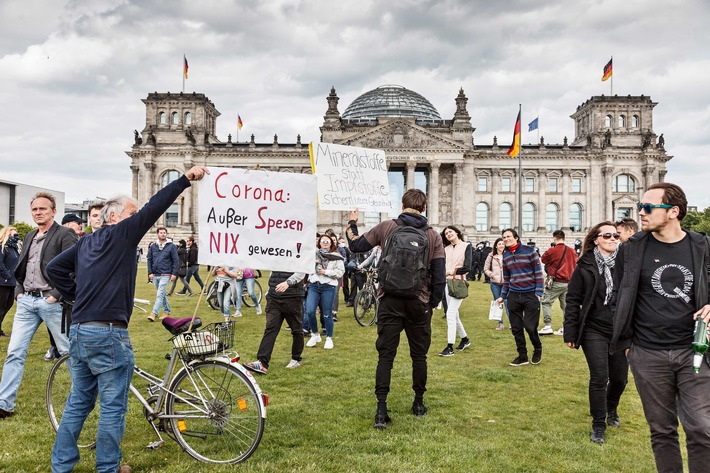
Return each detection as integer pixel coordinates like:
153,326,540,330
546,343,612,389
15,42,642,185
197,167,317,273
309,142,393,212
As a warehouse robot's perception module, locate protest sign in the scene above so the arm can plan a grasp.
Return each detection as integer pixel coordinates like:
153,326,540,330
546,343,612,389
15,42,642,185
197,167,317,273
309,142,393,212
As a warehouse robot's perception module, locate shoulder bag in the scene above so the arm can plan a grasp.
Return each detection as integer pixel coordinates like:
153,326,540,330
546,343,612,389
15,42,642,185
545,246,567,290
447,274,469,299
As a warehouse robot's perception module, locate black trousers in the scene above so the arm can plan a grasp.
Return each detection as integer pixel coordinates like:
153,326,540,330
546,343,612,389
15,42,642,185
507,291,542,357
375,296,432,403
255,296,304,368
0,286,14,331
348,271,366,305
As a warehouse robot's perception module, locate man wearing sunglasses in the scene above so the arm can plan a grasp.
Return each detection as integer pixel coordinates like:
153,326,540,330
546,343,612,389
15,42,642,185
610,182,710,473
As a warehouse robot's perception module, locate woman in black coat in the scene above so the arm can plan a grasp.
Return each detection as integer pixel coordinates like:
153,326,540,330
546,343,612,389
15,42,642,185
0,226,20,337
168,239,193,296
563,221,629,445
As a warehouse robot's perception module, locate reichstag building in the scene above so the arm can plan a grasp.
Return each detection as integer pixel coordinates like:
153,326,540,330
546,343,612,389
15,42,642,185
126,85,670,247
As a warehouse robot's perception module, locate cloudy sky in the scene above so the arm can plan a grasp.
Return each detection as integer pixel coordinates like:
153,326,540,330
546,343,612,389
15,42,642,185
2,0,709,208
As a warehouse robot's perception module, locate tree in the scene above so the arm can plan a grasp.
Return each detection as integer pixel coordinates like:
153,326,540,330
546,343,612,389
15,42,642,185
684,209,710,235
12,222,36,241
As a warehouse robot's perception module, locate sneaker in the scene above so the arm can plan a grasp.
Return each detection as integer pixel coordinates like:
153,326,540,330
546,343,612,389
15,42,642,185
147,313,157,322
495,323,505,331
554,327,564,336
438,346,454,357
176,291,186,296
244,360,268,375
607,410,621,428
234,311,243,318
118,465,132,473
0,408,13,418
285,359,302,369
509,356,529,366
223,316,231,324
306,333,321,347
538,325,553,335
255,304,262,315
455,338,471,351
374,410,391,430
590,427,605,444
412,401,428,417
531,349,542,365
44,346,59,361
324,337,334,350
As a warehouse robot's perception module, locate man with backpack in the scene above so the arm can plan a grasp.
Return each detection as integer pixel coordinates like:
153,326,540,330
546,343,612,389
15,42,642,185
346,189,446,430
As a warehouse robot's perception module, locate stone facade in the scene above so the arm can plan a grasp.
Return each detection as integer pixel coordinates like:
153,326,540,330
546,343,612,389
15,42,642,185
126,88,671,249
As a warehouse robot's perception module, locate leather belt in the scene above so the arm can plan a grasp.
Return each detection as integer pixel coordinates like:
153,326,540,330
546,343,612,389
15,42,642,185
82,321,128,329
25,290,50,297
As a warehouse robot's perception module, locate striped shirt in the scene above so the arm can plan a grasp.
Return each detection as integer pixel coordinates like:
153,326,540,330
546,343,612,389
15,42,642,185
501,244,545,298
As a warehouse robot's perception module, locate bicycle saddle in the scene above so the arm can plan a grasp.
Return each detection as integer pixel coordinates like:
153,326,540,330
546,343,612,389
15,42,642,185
162,316,202,336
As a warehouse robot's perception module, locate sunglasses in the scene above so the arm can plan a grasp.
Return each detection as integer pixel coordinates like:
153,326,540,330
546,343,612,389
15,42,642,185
597,232,621,240
636,203,673,214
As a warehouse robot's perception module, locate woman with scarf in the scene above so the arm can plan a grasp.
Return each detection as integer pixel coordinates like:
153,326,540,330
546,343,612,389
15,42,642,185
563,221,629,445
305,234,344,350
0,226,20,337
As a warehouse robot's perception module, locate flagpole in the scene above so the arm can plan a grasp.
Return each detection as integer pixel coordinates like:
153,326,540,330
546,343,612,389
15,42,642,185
517,104,523,240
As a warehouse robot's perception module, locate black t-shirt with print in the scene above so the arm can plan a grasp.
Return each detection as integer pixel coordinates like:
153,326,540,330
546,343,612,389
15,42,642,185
633,234,696,350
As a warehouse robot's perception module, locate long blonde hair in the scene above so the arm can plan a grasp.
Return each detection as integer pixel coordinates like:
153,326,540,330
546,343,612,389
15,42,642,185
0,226,18,251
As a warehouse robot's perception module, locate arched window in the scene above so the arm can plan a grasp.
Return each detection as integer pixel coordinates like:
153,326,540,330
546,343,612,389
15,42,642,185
523,203,536,232
499,202,513,229
546,203,559,232
159,112,167,125
618,115,626,127
570,203,583,232
172,112,179,125
161,170,180,227
476,202,489,231
605,115,612,128
184,112,192,125
613,174,636,193
631,115,639,127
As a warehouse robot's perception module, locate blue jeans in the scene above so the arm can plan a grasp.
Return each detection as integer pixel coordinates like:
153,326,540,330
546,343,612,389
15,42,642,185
489,283,509,323
305,283,336,337
51,323,134,473
234,278,259,312
218,285,234,317
151,275,171,316
185,265,204,289
0,295,69,412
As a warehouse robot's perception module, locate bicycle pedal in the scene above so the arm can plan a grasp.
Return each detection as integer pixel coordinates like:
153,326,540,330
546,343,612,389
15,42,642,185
147,440,165,450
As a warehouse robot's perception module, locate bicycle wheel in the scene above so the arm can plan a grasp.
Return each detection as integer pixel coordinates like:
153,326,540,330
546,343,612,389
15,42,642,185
241,280,263,308
166,361,265,464
46,354,98,450
354,289,378,326
206,281,220,310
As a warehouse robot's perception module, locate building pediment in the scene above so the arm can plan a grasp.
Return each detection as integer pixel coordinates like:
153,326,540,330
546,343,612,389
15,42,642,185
337,120,468,151
613,195,639,206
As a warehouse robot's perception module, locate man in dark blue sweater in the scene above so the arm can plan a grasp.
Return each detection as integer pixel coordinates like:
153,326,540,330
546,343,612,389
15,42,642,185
46,166,208,473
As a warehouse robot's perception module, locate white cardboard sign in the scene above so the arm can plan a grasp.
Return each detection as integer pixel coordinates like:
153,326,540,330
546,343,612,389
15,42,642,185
197,167,317,273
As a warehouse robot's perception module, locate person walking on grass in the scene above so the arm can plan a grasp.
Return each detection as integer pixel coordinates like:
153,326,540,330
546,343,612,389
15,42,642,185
610,182,710,473
539,230,578,336
563,221,628,445
167,239,193,296
244,271,307,374
438,225,472,357
495,228,544,367
484,238,507,330
304,235,344,350
146,227,178,321
346,188,445,430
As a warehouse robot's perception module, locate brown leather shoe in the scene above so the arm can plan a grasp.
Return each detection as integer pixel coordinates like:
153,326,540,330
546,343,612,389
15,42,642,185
0,408,14,418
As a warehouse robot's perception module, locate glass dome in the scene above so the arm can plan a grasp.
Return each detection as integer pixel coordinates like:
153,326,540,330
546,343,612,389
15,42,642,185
342,85,441,120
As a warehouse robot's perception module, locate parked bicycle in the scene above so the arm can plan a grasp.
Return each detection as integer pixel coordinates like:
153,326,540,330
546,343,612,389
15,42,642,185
46,317,268,464
205,270,263,311
354,267,379,327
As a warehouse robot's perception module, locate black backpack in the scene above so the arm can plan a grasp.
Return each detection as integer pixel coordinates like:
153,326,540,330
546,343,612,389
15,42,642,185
377,219,430,297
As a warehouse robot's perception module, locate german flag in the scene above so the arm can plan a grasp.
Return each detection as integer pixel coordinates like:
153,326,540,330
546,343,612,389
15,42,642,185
183,55,189,80
506,110,521,158
238,115,243,130
602,58,612,81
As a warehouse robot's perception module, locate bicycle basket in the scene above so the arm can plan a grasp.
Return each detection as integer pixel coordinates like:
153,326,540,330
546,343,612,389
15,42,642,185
171,322,235,357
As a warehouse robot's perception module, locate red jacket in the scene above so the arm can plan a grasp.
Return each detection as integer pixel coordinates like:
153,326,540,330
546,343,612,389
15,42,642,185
541,243,577,283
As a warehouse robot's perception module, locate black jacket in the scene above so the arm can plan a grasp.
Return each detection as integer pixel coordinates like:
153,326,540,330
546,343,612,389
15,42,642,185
610,229,710,352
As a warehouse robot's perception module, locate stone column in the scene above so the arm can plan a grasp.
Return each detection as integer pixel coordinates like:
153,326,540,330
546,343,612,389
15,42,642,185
130,165,139,201
561,169,571,230
454,163,464,225
602,165,613,219
537,170,547,232
643,164,656,190
490,168,500,233
406,161,416,190
429,162,440,226
462,159,475,229
183,151,194,225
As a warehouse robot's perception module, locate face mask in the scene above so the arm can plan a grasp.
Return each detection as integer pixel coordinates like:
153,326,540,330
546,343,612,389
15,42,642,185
8,235,19,244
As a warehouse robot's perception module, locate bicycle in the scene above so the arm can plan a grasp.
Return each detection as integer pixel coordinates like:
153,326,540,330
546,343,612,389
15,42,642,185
47,317,268,464
205,270,263,311
354,267,379,327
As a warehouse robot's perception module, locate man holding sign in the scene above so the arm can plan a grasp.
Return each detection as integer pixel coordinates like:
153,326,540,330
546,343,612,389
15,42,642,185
346,189,446,430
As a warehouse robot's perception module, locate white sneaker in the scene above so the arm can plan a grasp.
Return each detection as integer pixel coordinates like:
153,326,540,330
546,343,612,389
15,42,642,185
255,304,262,315
554,328,564,336
538,325,553,335
324,337,334,350
306,333,321,347
285,359,302,369
234,311,242,318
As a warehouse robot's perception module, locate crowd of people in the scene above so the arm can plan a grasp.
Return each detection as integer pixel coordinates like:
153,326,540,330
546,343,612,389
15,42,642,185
0,177,708,473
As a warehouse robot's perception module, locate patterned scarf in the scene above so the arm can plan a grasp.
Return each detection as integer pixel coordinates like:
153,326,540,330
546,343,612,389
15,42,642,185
593,246,617,305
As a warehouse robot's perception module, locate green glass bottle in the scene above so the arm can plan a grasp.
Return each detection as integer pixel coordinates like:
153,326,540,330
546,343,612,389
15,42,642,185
692,318,709,374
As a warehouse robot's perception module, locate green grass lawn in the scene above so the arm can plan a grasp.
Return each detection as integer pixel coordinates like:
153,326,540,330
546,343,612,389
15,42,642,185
0,266,665,472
